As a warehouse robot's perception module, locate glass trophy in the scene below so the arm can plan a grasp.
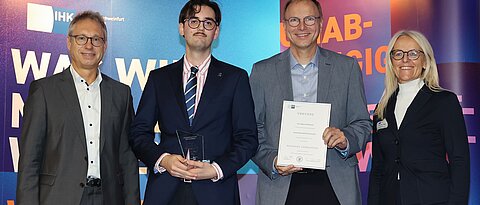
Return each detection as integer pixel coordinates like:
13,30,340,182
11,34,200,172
176,130,205,182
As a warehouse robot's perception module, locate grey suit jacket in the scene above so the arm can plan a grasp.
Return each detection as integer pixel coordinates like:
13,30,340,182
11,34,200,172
17,67,140,205
250,47,371,205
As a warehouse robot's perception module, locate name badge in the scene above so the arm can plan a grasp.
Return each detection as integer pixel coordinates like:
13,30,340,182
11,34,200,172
376,119,388,130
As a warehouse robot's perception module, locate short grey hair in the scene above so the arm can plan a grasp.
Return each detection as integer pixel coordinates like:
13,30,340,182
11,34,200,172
67,10,107,41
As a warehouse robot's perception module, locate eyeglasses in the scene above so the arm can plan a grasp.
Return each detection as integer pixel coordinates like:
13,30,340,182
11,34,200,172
284,16,321,27
69,35,105,47
184,18,218,30
390,49,424,60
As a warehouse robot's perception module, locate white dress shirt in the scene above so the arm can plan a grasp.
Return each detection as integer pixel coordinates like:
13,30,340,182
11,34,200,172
70,66,102,179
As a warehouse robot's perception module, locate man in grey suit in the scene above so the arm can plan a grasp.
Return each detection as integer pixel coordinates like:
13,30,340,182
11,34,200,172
250,0,371,204
16,11,140,205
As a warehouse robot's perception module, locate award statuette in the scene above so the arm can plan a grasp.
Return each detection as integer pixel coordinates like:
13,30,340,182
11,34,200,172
176,130,205,182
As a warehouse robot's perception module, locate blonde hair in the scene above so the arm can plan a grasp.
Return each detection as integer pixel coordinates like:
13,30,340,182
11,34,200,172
375,30,442,119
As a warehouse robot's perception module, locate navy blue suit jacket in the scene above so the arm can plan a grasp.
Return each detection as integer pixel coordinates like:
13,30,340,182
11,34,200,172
368,86,470,205
129,56,258,205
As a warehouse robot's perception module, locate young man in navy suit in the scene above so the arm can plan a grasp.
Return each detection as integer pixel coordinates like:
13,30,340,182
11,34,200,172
129,0,258,204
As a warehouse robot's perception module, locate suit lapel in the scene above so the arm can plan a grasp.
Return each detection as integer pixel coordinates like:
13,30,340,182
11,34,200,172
398,85,432,130
386,90,399,131
192,57,222,127
276,50,294,101
99,75,112,153
57,67,87,150
316,47,333,102
169,58,190,125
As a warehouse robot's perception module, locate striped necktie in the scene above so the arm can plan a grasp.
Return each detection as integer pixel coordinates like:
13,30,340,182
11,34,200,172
185,66,198,126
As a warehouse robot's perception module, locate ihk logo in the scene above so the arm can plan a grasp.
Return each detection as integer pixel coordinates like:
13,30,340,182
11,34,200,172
27,3,76,34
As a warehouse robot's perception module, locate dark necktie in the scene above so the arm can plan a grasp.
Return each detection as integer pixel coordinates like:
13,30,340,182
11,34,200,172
185,66,198,126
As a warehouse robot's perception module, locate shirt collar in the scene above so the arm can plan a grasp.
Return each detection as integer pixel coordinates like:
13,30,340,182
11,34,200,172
70,65,102,88
183,54,211,75
289,47,320,70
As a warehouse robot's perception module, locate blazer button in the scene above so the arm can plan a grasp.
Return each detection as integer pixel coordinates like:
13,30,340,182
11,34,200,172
84,156,88,161
394,158,400,163
394,139,399,145
80,183,85,187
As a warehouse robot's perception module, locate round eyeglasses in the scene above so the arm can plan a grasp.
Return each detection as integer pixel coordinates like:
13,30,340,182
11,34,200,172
390,49,424,60
69,35,105,47
184,18,218,30
285,16,321,27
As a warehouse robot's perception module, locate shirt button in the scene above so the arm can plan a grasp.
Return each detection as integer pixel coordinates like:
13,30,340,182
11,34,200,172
394,139,399,145
87,88,90,91
303,93,307,97
89,123,93,126
90,141,93,144
81,80,84,83
303,76,307,80
91,161,94,164
88,105,91,108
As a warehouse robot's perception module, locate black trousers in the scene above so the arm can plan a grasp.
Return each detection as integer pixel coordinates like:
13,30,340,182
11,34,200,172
80,186,103,205
169,182,198,205
285,170,340,205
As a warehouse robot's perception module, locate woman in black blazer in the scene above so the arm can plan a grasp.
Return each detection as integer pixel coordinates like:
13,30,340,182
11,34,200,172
368,30,470,205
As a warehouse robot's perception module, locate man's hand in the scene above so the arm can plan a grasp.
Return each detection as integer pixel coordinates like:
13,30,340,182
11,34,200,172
160,154,197,180
323,127,347,149
274,157,303,176
186,160,218,180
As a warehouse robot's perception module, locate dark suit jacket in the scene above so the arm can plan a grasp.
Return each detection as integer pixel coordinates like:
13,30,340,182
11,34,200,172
368,85,470,205
129,57,258,205
17,68,140,205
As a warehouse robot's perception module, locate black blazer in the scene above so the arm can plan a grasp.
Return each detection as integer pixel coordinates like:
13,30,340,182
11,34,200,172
17,68,140,205
129,56,258,205
368,85,470,205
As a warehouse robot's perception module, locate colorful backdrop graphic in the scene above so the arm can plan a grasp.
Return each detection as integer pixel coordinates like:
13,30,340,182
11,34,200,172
1,0,478,204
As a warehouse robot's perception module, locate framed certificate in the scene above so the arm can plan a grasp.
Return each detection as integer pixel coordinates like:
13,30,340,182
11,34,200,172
277,101,331,170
